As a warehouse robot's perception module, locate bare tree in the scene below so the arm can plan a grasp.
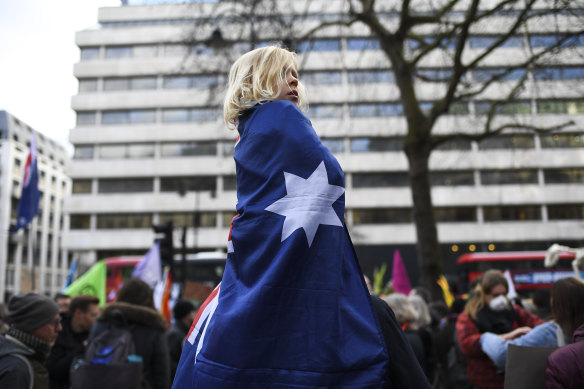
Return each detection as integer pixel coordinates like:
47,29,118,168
182,0,584,300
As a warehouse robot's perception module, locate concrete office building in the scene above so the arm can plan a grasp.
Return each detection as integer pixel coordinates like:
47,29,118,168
0,111,70,300
63,1,584,279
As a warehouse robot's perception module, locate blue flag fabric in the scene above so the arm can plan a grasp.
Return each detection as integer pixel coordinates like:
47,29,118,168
62,258,79,292
11,134,40,232
172,101,388,388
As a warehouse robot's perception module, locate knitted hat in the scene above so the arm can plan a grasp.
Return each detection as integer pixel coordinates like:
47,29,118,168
7,293,59,332
173,300,197,321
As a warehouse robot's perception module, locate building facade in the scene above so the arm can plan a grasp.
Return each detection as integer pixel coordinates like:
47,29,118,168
0,111,70,301
63,1,584,282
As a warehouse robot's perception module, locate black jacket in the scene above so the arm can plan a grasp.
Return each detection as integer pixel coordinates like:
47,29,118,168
47,313,88,389
165,320,189,382
0,335,34,389
370,295,432,389
90,302,170,389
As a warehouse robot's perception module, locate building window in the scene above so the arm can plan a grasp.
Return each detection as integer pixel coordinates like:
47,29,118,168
478,134,535,149
348,70,394,84
301,71,343,85
434,207,477,222
96,213,152,229
159,212,216,228
160,176,216,193
161,141,217,157
73,145,94,159
99,144,155,159
72,179,92,194
70,214,91,230
223,176,237,191
98,178,153,193
416,68,455,82
80,47,100,60
434,138,472,150
104,77,157,91
529,34,584,48
346,38,381,51
543,168,584,184
430,171,475,186
472,68,526,82
222,211,238,227
483,206,541,221
537,100,584,114
78,79,98,92
350,137,403,152
540,133,584,148
161,108,219,122
475,101,532,115
469,35,524,48
533,67,584,80
307,104,343,119
481,169,538,185
297,39,341,52
163,74,220,89
321,138,345,153
105,46,133,59
548,204,584,220
101,110,156,125
76,112,96,126
352,172,409,188
349,103,404,117
353,208,412,224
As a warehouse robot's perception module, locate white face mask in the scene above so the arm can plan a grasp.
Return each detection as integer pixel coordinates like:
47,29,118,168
489,295,509,311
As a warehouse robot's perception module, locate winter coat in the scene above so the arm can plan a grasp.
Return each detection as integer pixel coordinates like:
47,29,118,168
545,324,584,389
457,305,543,389
47,313,89,389
370,295,432,389
90,302,170,389
0,332,52,389
166,320,190,381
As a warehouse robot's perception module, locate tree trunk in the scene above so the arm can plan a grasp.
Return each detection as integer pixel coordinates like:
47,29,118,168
405,139,444,302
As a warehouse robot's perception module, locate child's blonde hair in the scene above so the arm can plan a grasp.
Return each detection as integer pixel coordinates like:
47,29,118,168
223,45,307,129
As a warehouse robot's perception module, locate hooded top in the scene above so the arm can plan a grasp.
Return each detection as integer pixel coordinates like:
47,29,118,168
172,100,388,388
545,324,584,389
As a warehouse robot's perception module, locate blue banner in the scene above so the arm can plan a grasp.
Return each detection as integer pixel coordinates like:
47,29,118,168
11,134,40,232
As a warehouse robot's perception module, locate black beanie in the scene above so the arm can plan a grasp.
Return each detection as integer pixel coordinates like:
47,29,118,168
173,300,197,321
7,293,59,332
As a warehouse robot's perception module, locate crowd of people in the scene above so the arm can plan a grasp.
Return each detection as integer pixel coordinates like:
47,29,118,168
0,271,582,388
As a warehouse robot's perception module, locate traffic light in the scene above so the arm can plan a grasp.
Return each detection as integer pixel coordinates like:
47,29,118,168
153,221,174,268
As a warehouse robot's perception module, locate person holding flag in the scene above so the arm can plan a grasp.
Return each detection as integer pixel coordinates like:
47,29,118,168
172,45,390,388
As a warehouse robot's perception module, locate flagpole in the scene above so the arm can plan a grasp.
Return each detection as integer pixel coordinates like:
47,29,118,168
29,222,36,292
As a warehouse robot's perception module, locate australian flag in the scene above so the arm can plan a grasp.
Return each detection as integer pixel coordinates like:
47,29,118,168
172,101,388,388
11,134,40,232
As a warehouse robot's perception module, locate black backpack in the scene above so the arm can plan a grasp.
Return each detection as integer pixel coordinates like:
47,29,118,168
70,310,143,389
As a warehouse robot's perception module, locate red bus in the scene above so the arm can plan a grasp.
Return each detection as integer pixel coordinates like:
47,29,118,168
456,251,582,294
105,253,226,303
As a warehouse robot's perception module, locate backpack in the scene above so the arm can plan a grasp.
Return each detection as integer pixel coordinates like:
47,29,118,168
70,310,143,389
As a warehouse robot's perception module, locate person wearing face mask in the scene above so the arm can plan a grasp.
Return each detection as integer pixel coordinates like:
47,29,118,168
456,270,543,389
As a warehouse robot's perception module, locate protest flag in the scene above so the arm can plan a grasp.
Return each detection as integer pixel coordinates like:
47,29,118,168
65,260,106,306
61,258,78,293
437,275,455,307
391,249,412,295
132,242,162,287
11,134,40,232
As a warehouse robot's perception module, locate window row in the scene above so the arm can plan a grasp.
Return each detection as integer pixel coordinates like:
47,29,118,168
79,35,584,61
75,99,584,126
71,168,584,195
353,204,584,224
78,66,584,93
73,132,584,162
68,203,584,230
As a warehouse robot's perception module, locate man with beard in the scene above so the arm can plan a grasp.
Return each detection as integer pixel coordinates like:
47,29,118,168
0,293,62,389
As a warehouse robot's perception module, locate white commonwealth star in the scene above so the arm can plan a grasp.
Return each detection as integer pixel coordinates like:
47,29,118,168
265,161,345,247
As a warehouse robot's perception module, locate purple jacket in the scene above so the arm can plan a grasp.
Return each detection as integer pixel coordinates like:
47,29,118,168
545,324,584,389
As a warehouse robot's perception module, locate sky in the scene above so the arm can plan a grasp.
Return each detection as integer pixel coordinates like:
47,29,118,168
0,0,121,153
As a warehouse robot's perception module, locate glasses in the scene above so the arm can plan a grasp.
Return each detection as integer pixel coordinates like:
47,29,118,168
51,318,62,330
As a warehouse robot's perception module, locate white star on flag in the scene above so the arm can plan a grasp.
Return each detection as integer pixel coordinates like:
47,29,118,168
265,161,345,247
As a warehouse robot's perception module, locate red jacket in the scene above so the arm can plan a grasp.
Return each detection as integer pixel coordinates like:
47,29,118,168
456,305,543,389
545,324,584,389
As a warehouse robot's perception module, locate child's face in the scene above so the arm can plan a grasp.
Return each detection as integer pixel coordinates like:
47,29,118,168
273,62,299,105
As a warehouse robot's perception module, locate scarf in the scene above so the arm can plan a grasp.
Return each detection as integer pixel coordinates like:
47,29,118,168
7,327,52,362
475,305,516,334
